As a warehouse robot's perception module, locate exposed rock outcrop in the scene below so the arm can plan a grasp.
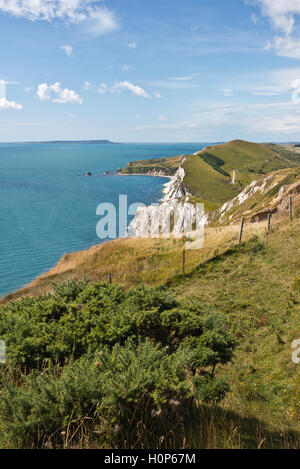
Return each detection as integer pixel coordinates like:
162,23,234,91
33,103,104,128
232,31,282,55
128,160,207,238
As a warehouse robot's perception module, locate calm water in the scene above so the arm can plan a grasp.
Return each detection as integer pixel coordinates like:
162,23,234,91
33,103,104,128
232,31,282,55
0,142,206,297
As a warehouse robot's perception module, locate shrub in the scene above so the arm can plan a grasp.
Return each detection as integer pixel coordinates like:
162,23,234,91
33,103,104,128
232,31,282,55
0,281,236,448
0,282,235,371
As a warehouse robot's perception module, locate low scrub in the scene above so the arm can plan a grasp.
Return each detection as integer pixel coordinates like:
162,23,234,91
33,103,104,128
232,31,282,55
0,282,235,448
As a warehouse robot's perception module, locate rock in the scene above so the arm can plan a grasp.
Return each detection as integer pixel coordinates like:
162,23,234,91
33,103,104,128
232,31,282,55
250,208,277,223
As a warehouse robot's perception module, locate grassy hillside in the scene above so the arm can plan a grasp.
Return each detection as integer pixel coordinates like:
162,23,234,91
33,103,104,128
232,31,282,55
122,154,183,175
1,157,300,448
184,140,300,204
122,140,300,207
1,198,299,448
182,155,238,205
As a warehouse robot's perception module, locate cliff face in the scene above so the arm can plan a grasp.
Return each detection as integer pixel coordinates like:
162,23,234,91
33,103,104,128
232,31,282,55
213,166,300,225
128,162,208,238
129,162,300,238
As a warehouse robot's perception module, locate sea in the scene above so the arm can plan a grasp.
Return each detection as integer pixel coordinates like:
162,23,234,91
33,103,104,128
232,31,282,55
0,142,207,297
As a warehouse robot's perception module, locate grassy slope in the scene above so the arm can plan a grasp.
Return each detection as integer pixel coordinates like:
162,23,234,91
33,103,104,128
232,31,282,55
182,155,238,204
3,207,300,447
122,140,300,207
122,154,183,175
183,140,300,205
171,222,300,442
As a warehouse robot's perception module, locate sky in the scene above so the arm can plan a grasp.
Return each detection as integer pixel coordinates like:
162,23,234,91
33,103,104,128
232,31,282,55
2,0,300,142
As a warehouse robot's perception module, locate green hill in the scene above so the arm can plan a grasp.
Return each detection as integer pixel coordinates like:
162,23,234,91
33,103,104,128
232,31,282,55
122,140,300,206
121,153,183,175
1,184,299,448
184,140,300,205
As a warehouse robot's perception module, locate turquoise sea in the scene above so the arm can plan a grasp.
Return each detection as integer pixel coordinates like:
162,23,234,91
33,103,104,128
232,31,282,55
0,142,206,297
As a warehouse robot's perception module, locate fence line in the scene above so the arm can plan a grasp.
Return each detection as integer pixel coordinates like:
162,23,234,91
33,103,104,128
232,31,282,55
104,195,295,283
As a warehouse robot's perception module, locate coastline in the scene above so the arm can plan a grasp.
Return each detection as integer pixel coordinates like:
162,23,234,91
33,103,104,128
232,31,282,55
120,173,171,179
120,172,172,202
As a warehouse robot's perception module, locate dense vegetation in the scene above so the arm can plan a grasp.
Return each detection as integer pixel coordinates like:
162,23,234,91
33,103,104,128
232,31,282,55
0,282,235,448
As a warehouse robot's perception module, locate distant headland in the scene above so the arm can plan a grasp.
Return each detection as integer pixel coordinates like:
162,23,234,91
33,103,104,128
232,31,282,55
16,140,120,145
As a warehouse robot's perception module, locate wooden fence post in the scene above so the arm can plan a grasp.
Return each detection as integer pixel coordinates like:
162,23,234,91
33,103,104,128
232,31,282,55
182,249,186,274
108,273,112,284
289,196,293,222
267,213,271,234
238,217,245,244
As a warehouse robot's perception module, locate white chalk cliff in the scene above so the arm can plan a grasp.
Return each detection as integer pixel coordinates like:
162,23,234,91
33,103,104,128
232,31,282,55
128,160,208,238
128,161,300,238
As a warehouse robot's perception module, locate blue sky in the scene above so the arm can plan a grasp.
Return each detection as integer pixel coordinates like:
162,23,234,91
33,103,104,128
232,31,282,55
1,0,300,142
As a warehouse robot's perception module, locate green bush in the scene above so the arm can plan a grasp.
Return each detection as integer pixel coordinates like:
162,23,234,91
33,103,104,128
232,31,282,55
0,281,235,448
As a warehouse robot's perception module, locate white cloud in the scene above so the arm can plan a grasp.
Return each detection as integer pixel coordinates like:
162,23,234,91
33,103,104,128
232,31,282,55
86,6,119,36
220,88,234,96
36,82,83,103
127,42,137,49
61,44,73,57
0,97,22,110
252,0,300,57
0,1,119,36
136,114,143,119
136,98,300,138
250,12,259,24
158,115,168,121
168,73,200,81
153,90,162,99
253,0,300,35
111,81,150,98
83,81,92,90
98,83,108,94
271,36,300,58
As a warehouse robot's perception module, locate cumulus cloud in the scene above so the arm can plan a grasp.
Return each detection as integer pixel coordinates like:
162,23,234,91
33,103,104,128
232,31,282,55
0,1,119,36
36,82,83,103
253,0,300,35
252,0,300,57
61,44,73,56
0,97,22,110
96,80,154,98
111,81,150,98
